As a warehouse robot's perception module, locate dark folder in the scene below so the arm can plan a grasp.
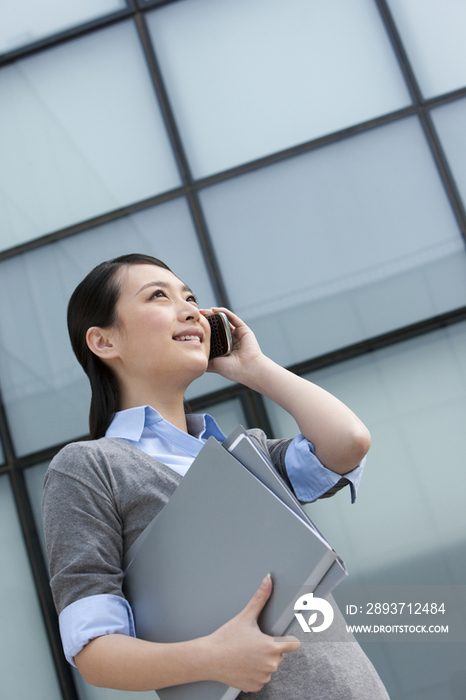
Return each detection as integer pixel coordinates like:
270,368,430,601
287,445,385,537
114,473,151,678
124,430,346,700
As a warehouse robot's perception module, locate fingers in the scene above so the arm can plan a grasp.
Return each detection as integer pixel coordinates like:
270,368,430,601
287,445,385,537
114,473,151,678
238,574,273,622
202,306,244,329
207,574,300,693
275,635,301,654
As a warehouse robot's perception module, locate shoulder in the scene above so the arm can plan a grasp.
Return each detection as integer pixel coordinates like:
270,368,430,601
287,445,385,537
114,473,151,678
46,438,136,480
44,437,181,500
44,438,161,501
49,437,134,465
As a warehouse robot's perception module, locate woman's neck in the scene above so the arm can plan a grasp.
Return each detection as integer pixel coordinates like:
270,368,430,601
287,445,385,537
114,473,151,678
119,384,188,432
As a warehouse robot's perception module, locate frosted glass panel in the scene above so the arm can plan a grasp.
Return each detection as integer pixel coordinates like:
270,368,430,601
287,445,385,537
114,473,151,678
387,0,466,98
265,321,466,575
265,322,466,700
200,117,466,367
0,197,223,456
431,98,466,211
0,20,181,252
0,0,126,54
147,0,410,177
0,475,62,700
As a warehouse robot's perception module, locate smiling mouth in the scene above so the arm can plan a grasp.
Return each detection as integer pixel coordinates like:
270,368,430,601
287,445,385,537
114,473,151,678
174,335,202,343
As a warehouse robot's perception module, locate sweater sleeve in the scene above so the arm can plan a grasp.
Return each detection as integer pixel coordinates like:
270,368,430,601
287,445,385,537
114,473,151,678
42,442,127,615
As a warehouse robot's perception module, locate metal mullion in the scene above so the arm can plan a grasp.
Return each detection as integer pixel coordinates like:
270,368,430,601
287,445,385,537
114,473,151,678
192,106,418,192
10,441,81,472
288,305,466,379
188,385,274,437
134,10,231,307
134,11,191,183
185,189,231,308
425,86,466,110
1,91,464,266
240,390,275,439
0,106,415,265
374,0,466,245
374,0,423,105
9,467,79,700
0,396,79,700
0,6,135,68
0,185,187,263
136,0,182,9
418,110,466,245
0,406,14,469
2,87,465,266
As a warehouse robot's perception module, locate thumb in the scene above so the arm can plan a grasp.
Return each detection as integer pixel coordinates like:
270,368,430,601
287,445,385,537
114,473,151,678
239,574,273,622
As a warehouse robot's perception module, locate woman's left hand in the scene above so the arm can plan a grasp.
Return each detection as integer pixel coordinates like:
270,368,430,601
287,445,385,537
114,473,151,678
200,307,264,384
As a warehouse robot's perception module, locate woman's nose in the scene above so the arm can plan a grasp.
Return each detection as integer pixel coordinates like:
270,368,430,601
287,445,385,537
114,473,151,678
179,301,200,321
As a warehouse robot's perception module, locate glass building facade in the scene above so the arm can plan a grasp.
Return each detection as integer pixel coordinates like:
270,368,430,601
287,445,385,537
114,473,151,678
1,1,465,698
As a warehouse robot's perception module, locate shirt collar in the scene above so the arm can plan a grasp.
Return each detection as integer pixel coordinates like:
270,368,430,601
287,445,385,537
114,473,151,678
105,405,226,443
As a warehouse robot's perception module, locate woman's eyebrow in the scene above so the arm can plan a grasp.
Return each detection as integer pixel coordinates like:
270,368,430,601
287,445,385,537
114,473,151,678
136,281,195,296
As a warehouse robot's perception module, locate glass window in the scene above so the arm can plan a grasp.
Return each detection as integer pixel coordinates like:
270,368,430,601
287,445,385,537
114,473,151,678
387,0,466,98
193,398,247,438
431,97,466,211
199,117,466,368
0,20,181,252
147,0,410,177
0,474,62,700
0,0,126,55
265,322,466,700
0,197,227,457
266,321,466,578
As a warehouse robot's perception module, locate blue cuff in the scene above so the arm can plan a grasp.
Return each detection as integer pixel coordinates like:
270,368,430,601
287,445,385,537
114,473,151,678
285,434,366,504
58,594,136,666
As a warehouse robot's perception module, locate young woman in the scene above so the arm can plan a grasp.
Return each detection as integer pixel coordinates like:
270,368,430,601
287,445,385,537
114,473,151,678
43,253,389,698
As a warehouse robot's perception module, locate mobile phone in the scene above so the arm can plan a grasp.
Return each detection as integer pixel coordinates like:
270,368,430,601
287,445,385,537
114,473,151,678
206,312,233,359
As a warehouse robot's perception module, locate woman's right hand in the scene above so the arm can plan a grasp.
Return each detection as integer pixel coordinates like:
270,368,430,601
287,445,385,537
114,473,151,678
75,575,300,693
204,574,301,693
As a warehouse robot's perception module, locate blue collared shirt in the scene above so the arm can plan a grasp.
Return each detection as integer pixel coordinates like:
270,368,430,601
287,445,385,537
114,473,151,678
59,407,364,665
105,405,227,476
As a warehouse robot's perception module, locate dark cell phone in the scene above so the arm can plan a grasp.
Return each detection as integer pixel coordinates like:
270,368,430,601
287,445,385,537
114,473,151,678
206,312,233,359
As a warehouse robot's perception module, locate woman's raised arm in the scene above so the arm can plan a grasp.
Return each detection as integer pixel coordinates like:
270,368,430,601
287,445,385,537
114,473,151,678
204,308,370,476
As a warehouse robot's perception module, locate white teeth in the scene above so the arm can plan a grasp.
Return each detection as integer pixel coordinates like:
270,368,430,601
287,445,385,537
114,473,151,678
176,335,201,342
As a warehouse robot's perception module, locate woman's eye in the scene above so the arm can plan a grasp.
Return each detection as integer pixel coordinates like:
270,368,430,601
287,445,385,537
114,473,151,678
149,289,167,299
187,294,198,305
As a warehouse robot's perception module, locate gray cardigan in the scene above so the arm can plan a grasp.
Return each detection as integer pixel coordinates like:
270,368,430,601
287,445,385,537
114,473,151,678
43,434,389,699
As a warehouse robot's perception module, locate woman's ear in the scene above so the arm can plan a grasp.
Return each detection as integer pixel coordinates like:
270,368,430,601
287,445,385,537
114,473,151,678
86,326,119,360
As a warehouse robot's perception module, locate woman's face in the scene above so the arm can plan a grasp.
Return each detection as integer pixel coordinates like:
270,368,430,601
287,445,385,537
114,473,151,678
106,264,211,390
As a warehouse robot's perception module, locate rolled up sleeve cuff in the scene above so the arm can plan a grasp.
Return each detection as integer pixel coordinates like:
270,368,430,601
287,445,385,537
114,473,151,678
58,594,136,666
285,434,366,504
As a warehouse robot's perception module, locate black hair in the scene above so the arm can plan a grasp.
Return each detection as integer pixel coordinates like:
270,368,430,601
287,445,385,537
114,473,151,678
67,253,172,439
